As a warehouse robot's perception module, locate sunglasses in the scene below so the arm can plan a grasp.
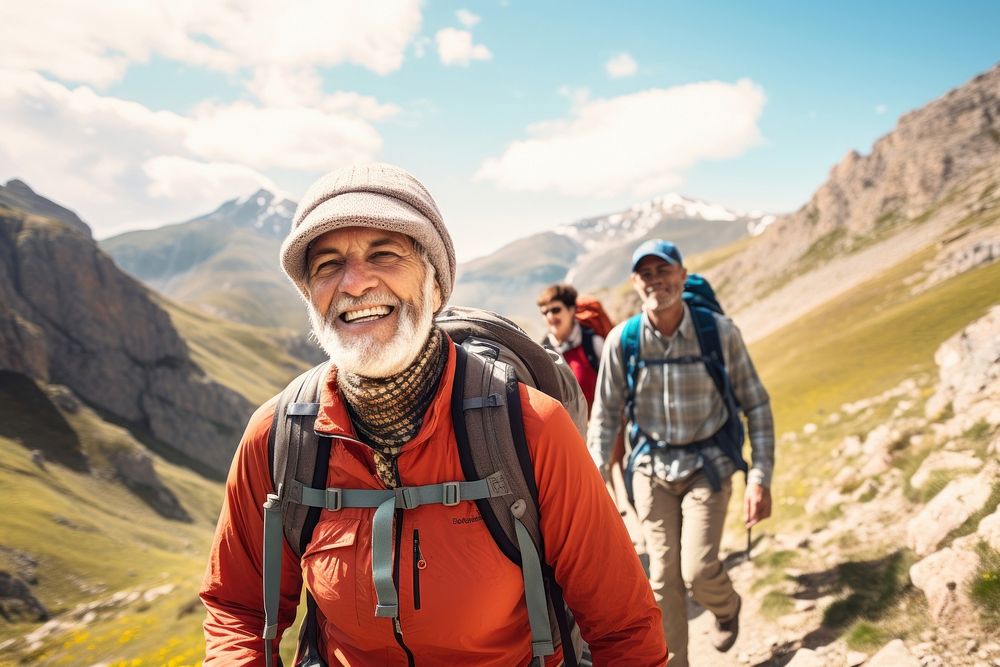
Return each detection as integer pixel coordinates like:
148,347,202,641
540,305,565,316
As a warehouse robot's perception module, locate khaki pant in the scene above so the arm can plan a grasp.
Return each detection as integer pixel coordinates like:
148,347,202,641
632,471,739,667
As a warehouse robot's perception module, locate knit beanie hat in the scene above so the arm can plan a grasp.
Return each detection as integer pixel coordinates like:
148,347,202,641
281,163,457,309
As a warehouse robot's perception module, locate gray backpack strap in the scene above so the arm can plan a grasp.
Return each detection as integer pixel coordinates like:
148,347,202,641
438,306,588,437
268,362,331,557
452,342,580,665
262,361,331,667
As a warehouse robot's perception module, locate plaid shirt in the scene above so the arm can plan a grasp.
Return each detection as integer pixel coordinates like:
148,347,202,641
587,304,775,487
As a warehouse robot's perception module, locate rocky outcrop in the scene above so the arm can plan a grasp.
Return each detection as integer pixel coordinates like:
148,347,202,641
0,179,90,237
910,450,983,490
910,540,982,627
867,639,920,667
925,303,1000,428
0,571,47,623
906,464,1000,555
0,197,252,474
713,64,1000,340
979,506,1000,551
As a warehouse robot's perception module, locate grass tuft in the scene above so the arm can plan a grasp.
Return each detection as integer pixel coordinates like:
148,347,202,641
844,621,889,650
971,542,1000,631
760,591,794,619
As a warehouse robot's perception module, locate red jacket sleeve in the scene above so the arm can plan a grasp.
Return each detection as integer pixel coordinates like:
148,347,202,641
521,386,667,665
200,398,304,664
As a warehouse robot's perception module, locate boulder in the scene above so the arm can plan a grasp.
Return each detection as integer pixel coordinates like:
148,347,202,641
910,450,982,490
863,424,896,457
909,545,980,625
906,464,999,555
867,639,920,667
0,571,48,622
978,505,1000,551
784,648,824,667
926,304,1000,420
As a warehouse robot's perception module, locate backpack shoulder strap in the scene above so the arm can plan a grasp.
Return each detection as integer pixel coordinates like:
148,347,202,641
619,314,644,425
580,325,599,372
451,341,580,667
688,307,748,475
267,361,332,558
263,361,331,665
687,306,739,409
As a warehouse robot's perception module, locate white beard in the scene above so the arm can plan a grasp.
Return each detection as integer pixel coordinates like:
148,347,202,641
309,268,436,378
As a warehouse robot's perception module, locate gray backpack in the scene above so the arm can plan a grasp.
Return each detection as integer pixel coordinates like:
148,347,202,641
261,307,589,667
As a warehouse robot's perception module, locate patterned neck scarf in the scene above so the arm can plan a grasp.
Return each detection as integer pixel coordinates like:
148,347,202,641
338,327,448,488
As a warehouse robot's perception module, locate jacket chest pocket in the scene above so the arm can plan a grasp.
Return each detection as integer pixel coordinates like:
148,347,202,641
300,517,363,626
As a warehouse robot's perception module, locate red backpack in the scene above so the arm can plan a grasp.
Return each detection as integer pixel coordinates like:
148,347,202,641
574,296,613,338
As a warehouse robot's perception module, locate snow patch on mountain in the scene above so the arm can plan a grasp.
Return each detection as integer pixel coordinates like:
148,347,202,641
556,193,771,254
205,189,295,238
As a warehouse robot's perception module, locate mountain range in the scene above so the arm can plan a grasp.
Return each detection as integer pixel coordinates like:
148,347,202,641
0,62,998,665
101,190,304,330
100,184,770,338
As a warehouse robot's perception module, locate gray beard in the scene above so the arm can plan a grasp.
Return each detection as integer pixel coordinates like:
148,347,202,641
309,269,436,378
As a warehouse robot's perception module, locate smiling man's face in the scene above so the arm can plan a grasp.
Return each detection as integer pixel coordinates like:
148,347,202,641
305,226,441,377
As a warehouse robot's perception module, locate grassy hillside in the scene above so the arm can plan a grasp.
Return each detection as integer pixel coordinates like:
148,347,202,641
157,296,312,406
0,381,217,666
0,293,315,665
102,224,306,331
748,245,1000,522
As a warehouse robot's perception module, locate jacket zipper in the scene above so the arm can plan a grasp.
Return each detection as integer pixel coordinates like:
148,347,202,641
412,529,422,610
325,434,415,665
391,461,415,667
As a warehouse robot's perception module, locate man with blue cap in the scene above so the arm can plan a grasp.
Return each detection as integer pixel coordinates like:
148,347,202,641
587,239,775,667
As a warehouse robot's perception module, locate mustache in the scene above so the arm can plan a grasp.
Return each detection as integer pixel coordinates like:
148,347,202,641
327,292,403,321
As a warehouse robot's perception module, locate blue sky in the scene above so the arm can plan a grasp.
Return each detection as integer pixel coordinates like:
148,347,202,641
1,1,997,260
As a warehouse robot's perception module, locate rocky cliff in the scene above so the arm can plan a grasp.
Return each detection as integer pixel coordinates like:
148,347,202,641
0,196,252,474
711,64,1000,339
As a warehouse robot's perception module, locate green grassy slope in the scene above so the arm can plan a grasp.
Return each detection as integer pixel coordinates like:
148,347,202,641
0,293,315,664
748,250,1000,519
0,386,217,666
157,296,312,406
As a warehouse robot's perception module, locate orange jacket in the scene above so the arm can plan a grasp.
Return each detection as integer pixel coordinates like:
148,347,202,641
201,342,666,666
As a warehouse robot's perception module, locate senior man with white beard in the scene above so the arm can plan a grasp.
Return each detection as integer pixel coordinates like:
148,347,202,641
200,163,667,666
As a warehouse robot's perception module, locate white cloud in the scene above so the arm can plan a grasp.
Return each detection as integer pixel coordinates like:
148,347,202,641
605,52,638,79
0,0,424,87
185,102,384,171
246,67,400,120
0,69,389,234
474,79,766,198
435,28,492,66
456,9,481,27
143,156,278,201
875,103,888,115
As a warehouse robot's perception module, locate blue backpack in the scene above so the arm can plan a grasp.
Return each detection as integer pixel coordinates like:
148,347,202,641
619,273,748,504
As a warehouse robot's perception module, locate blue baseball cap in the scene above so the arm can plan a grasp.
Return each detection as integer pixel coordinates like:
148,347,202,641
631,239,684,272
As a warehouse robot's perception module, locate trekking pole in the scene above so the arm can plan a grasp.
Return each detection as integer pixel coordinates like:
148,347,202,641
746,526,752,561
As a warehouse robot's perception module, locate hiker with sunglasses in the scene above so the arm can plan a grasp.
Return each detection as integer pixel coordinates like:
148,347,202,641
587,240,775,667
537,284,608,412
200,164,667,666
